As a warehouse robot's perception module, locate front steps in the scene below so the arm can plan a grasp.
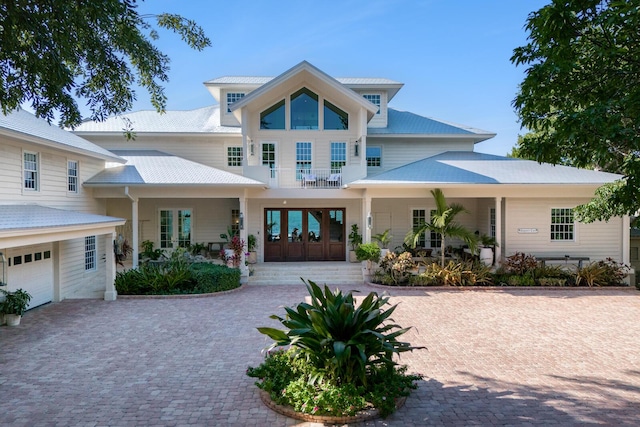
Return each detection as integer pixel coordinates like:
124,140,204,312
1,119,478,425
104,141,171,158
248,261,364,285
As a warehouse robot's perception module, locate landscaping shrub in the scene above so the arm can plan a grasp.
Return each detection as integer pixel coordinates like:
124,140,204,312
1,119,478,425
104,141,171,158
115,258,241,295
576,258,630,287
249,279,423,418
502,252,538,275
377,251,415,285
408,261,493,286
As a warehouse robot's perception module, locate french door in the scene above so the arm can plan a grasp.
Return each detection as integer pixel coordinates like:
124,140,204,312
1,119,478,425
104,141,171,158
264,208,345,261
159,209,192,249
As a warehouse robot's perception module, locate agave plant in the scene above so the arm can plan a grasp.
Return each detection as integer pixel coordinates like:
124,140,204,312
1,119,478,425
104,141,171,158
257,279,423,387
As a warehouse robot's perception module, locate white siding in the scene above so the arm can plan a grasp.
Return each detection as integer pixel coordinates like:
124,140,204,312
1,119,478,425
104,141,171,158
365,138,475,175
504,198,624,262
59,236,107,299
0,136,106,213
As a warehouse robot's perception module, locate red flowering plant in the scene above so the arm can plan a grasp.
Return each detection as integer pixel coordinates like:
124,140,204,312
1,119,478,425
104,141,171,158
220,235,245,267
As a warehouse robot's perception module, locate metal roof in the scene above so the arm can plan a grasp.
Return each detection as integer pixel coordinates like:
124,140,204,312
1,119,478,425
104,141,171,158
0,109,123,162
85,150,265,186
353,151,621,185
368,109,494,136
74,105,241,134
0,204,123,231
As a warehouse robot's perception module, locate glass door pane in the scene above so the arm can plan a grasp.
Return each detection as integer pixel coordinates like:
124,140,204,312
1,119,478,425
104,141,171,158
160,210,174,248
177,209,192,247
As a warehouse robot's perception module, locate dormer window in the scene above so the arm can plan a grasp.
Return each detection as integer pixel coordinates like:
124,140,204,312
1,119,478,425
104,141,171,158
291,88,318,130
363,94,381,114
260,99,285,129
226,92,245,113
324,100,348,130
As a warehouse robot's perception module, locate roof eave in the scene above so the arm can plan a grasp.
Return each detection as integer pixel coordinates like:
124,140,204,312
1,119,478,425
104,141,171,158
0,127,125,163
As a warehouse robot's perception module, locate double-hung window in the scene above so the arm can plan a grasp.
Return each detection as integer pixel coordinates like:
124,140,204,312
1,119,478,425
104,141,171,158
85,236,96,271
24,152,39,191
227,146,243,167
296,142,312,179
68,160,78,193
363,94,381,114
551,208,574,241
330,142,346,172
412,209,427,248
226,92,245,113
366,146,381,167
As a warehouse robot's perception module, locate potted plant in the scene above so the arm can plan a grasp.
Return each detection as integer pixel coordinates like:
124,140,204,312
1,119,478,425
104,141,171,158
247,234,258,264
478,234,498,266
221,235,245,268
372,229,392,257
1,288,32,326
348,224,362,263
356,242,381,280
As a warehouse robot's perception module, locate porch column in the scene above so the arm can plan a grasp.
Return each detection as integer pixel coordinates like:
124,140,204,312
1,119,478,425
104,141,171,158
239,195,249,282
363,193,372,243
131,199,139,268
623,214,631,285
104,231,117,301
495,197,503,265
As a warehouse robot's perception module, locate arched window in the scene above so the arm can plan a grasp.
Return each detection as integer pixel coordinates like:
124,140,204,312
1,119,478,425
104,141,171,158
260,99,285,129
324,100,348,130
291,88,318,130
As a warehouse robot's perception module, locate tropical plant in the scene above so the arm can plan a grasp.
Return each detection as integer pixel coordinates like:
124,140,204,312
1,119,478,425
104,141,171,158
372,229,392,249
220,235,245,267
188,242,207,256
219,225,238,243
377,251,416,285
348,224,362,251
575,259,630,287
0,288,32,316
247,234,258,252
502,252,538,275
479,234,498,248
355,242,381,267
405,188,477,267
140,240,165,261
256,279,424,388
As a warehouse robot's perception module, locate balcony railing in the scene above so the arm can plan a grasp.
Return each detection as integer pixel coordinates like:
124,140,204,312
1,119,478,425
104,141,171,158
270,168,343,189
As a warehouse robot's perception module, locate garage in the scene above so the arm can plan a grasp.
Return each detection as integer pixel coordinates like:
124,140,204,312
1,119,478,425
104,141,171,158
7,243,54,309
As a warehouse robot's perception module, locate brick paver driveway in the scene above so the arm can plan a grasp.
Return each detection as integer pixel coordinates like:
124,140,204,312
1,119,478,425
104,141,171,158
1,284,639,426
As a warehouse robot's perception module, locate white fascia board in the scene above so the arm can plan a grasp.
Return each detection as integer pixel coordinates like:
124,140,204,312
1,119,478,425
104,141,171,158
0,222,125,248
0,127,125,163
74,131,242,138
367,133,497,142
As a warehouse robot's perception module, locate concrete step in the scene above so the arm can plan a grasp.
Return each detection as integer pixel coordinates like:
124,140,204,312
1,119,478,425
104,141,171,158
248,261,364,285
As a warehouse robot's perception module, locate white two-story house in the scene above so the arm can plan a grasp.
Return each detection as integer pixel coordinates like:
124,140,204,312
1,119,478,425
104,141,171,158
72,61,628,278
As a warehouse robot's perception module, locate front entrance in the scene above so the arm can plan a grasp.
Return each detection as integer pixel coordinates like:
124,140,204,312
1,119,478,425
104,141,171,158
264,208,345,261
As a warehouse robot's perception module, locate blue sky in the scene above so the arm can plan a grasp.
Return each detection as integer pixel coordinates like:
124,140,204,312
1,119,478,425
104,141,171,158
130,0,549,155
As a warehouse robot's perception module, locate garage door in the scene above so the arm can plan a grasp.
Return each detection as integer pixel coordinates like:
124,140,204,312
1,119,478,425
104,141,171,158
8,243,54,309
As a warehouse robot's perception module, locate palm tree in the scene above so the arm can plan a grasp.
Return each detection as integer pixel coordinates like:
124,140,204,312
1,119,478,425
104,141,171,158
405,188,477,267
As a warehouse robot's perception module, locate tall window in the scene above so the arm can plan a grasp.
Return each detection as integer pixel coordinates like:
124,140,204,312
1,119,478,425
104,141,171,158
363,94,381,114
366,146,381,167
291,88,318,130
227,146,243,167
296,142,312,178
85,236,96,271
324,100,348,130
429,209,442,248
412,209,427,248
490,208,496,238
226,92,245,113
262,143,276,178
551,208,574,241
231,209,240,236
260,99,285,129
68,160,78,193
24,152,38,190
330,142,346,172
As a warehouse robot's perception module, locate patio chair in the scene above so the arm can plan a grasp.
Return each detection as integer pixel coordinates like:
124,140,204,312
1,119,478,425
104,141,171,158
302,173,317,187
326,173,341,187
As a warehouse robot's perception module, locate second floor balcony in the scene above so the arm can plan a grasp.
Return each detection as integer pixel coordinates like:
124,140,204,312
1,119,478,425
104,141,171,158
243,166,364,189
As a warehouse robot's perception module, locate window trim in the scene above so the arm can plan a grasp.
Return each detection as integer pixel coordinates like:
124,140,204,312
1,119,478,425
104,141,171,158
67,159,79,193
550,207,576,242
363,94,381,115
158,208,193,249
23,150,39,192
226,146,243,167
366,145,382,168
260,99,286,130
85,235,97,271
226,92,245,113
330,141,346,172
295,141,313,179
410,207,429,249
489,207,496,239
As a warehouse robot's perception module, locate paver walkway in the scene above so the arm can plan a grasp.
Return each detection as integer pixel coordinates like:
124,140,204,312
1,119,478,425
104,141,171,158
1,285,639,426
